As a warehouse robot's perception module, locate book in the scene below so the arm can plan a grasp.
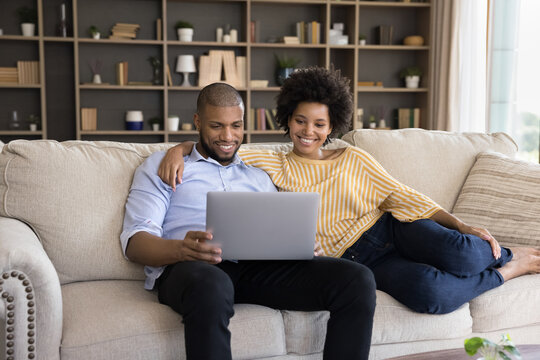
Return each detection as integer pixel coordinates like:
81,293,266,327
398,108,420,128
156,18,162,41
222,50,238,87
236,56,246,87
116,61,128,85
81,107,97,130
250,20,260,43
198,55,211,87
208,50,223,84
166,64,173,86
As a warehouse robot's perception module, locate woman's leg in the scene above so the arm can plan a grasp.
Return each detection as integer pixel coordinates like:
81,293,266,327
370,252,504,314
390,217,512,277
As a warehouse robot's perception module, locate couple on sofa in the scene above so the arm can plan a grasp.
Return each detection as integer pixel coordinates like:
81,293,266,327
121,67,540,360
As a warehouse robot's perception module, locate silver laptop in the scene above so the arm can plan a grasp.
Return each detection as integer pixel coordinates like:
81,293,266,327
206,192,319,260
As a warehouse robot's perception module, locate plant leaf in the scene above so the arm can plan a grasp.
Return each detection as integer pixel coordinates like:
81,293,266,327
465,337,484,355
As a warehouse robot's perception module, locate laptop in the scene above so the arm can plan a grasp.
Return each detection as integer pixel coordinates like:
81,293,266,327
206,191,319,260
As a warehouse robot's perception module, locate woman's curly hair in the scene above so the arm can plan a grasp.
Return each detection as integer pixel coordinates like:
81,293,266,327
275,66,353,145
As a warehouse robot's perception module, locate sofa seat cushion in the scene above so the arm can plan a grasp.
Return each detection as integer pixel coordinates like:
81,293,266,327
452,151,540,248
341,129,517,211
469,274,540,333
371,291,472,344
61,280,287,360
279,290,472,355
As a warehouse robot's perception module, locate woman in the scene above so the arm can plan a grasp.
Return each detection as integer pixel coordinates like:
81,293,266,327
159,67,540,314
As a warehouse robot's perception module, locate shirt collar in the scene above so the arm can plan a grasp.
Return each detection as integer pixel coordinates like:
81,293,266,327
188,143,244,167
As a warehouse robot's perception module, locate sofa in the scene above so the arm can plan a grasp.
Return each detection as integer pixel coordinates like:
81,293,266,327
1,129,539,360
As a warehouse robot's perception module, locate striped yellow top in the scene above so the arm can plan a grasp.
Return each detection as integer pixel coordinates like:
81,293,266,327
239,146,442,257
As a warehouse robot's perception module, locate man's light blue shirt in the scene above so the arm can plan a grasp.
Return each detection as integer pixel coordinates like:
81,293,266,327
120,145,277,290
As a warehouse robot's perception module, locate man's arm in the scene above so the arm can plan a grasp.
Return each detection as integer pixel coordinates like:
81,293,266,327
159,142,195,190
126,230,222,267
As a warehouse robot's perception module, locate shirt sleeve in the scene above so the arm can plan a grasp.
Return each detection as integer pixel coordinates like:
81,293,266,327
358,149,442,222
120,152,172,259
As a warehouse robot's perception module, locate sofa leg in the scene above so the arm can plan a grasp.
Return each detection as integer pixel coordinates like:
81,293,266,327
1,270,36,360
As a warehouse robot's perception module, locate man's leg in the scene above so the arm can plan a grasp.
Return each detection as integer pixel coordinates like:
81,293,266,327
219,257,376,360
157,261,235,360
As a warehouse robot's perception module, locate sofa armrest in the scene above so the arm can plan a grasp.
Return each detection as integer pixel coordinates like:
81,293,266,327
0,217,62,360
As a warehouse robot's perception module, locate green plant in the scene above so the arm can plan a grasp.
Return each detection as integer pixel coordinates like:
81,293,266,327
88,25,100,36
147,116,162,126
399,66,423,78
16,6,37,24
175,21,193,29
28,114,40,124
274,54,300,69
465,334,521,360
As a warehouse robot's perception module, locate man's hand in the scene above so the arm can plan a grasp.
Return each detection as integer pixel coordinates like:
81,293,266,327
176,231,223,264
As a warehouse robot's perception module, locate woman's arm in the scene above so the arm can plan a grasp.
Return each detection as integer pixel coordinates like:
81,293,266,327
430,209,501,259
158,141,195,190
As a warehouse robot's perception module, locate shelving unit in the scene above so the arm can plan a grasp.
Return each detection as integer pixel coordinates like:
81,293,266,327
0,0,432,144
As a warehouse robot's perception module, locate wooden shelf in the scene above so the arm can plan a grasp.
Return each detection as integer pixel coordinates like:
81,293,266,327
357,87,429,93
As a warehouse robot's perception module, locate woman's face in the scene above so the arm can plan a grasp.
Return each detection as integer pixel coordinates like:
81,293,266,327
288,101,333,160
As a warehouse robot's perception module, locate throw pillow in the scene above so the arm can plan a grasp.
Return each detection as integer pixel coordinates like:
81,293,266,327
452,151,540,247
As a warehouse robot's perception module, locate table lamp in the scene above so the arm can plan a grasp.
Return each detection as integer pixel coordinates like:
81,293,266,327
176,55,196,87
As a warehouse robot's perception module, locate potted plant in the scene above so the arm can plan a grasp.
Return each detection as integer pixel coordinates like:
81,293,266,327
275,54,300,86
16,6,38,37
464,334,521,360
399,66,422,89
148,116,162,131
175,21,194,42
89,25,100,39
28,114,40,131
359,34,367,46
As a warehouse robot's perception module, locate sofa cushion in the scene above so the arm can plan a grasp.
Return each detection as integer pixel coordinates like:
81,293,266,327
61,280,286,360
0,140,173,284
469,275,540,332
452,151,540,248
341,129,517,211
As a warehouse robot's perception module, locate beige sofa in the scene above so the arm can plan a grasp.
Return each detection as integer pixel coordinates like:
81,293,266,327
1,129,539,360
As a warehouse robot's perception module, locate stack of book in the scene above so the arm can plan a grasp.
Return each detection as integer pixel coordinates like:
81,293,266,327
116,61,128,85
0,67,18,84
397,108,420,128
198,50,246,88
296,21,321,44
110,23,140,40
249,108,278,130
17,61,40,84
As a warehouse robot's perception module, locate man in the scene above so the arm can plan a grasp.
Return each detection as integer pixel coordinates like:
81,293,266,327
121,83,376,360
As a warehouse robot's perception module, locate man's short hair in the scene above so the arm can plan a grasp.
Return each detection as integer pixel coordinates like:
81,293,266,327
196,83,244,115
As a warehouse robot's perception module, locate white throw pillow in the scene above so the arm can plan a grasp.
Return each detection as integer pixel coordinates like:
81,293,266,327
452,151,540,247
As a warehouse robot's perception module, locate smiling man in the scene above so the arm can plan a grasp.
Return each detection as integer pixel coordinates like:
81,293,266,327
120,83,376,360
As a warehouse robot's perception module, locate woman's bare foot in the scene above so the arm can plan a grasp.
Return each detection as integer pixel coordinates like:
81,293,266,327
498,247,540,281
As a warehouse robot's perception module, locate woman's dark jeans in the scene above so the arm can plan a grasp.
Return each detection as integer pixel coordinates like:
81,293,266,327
342,212,512,314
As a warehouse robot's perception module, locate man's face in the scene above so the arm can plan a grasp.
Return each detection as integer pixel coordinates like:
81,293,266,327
194,104,244,166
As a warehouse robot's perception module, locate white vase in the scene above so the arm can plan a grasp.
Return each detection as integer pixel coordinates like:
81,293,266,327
168,116,180,131
21,23,35,37
405,75,420,89
92,32,101,40
359,39,366,46
92,74,102,84
152,123,160,131
177,28,193,42
29,123,38,131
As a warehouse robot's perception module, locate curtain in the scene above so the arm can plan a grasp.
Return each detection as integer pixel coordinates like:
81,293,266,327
430,0,488,132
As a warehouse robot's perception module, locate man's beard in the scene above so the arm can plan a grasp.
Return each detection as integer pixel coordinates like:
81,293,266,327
200,136,239,164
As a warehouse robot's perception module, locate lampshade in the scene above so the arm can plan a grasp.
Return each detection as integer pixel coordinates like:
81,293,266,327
176,55,196,73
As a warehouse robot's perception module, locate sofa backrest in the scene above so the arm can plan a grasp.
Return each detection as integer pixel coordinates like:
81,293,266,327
342,129,517,211
0,140,173,284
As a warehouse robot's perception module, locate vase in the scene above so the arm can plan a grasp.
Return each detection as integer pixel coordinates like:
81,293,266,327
152,67,161,85
29,123,38,131
125,111,144,130
276,68,294,86
152,123,160,131
92,74,102,84
167,116,180,131
177,28,193,42
405,75,420,89
21,23,35,37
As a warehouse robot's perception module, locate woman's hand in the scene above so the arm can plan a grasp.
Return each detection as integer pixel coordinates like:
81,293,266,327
458,223,501,260
314,242,323,257
158,142,194,190
430,209,501,259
